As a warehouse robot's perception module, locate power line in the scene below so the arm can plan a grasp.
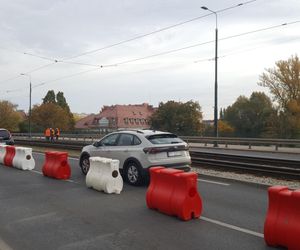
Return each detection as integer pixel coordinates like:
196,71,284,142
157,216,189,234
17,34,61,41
3,20,298,95
63,0,257,61
103,21,300,67
0,0,257,85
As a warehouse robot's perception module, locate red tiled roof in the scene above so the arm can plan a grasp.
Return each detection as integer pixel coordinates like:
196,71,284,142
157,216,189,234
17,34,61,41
75,103,156,129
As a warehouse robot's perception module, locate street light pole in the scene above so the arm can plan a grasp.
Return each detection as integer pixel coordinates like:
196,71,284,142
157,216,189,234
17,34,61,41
20,73,32,138
201,6,219,146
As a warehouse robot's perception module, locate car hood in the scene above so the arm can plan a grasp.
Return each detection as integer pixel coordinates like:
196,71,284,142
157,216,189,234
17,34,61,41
81,144,96,154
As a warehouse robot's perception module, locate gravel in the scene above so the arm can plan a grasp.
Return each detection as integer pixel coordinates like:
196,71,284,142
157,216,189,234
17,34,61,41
192,167,300,189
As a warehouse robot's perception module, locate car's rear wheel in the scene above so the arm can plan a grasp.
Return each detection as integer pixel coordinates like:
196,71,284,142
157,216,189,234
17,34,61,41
125,161,143,186
80,154,90,175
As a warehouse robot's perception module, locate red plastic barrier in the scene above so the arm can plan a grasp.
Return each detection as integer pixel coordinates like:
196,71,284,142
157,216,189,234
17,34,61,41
264,186,300,250
42,151,71,179
146,167,202,221
3,146,15,167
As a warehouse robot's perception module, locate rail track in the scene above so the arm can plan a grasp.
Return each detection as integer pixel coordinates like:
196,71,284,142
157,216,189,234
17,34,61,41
14,138,300,180
190,150,300,180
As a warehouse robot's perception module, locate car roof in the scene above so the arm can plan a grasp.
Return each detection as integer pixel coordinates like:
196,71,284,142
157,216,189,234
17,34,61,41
114,129,173,136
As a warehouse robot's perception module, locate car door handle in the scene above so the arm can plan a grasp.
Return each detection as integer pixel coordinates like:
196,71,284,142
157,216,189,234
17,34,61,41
123,149,128,152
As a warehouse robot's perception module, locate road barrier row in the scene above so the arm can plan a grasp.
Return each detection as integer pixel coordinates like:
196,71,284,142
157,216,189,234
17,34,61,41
0,145,35,170
1,147,300,249
86,157,123,194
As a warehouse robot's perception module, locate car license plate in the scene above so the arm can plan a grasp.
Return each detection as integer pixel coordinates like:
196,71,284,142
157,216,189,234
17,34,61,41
168,151,182,157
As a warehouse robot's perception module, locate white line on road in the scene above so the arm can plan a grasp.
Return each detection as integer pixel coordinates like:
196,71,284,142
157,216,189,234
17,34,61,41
197,179,230,186
200,216,264,238
30,170,80,184
31,170,43,175
0,237,13,250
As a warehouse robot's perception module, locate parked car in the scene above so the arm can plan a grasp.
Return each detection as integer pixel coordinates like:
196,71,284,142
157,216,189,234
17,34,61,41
79,130,191,185
0,128,14,145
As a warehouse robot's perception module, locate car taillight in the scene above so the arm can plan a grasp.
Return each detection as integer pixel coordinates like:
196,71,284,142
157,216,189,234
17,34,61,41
143,145,189,154
143,147,163,154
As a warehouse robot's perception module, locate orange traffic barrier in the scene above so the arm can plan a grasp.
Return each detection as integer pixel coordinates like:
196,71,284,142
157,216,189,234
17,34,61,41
264,186,300,250
146,167,202,221
42,151,71,179
3,146,15,167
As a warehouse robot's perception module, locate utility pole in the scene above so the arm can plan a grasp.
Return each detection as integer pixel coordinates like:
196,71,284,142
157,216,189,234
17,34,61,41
201,6,219,147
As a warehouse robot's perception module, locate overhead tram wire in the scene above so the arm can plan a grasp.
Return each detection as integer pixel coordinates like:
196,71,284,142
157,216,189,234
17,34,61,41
0,0,256,86
62,0,257,61
101,21,300,67
3,20,299,95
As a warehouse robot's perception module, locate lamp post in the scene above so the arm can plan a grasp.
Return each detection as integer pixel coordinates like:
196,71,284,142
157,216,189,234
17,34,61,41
201,6,218,146
20,73,32,138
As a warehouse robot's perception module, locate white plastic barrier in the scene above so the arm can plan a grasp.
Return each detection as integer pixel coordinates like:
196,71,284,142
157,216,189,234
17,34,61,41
0,145,7,164
86,157,123,194
12,147,35,170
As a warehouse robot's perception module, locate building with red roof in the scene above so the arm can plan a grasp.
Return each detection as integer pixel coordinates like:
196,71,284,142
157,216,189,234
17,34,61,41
75,103,156,132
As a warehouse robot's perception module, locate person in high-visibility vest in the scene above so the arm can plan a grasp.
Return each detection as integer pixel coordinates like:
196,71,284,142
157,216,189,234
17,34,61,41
50,128,55,142
55,128,60,141
45,128,50,141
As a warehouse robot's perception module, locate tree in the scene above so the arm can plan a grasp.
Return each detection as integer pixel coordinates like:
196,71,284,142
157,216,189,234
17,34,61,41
223,92,275,137
218,120,234,137
150,100,203,136
0,100,22,131
258,54,300,110
31,103,72,131
56,91,70,112
43,90,56,104
258,55,300,138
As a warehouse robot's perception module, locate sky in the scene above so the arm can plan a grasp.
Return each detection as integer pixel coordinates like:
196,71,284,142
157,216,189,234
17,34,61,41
0,0,299,119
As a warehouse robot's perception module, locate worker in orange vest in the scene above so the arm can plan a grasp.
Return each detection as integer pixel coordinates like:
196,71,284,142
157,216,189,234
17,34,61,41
50,128,55,142
55,128,60,141
45,128,51,141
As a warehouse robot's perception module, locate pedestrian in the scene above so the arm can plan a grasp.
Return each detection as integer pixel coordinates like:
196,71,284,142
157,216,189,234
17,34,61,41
55,128,60,141
45,128,50,141
50,128,55,142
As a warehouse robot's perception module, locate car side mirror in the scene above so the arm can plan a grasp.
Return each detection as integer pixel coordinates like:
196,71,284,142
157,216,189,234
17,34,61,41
93,141,102,147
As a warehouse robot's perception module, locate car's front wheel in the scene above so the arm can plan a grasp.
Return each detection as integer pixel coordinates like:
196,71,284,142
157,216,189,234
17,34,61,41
124,161,144,186
80,154,90,175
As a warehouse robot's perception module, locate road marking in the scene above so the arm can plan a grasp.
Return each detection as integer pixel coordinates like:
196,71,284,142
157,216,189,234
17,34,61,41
200,216,264,238
0,237,13,250
197,179,230,186
31,169,43,175
30,170,80,184
13,212,57,224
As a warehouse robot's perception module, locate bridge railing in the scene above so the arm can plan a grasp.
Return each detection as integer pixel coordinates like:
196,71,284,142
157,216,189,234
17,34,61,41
12,133,300,151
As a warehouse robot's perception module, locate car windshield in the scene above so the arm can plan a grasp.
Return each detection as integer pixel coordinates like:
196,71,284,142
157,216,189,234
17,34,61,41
0,130,10,139
146,134,183,145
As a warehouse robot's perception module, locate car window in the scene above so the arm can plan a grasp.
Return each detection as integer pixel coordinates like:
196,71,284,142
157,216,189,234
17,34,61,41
100,133,119,146
117,134,134,146
133,135,141,145
0,130,10,139
146,134,183,144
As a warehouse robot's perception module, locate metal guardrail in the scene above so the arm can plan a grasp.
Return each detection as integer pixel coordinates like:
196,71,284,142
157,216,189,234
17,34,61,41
12,133,300,151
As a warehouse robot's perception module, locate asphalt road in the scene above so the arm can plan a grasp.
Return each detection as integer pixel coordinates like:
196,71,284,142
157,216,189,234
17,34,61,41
0,152,280,250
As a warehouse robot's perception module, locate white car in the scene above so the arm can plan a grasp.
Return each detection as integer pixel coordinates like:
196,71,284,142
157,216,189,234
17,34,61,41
79,130,191,185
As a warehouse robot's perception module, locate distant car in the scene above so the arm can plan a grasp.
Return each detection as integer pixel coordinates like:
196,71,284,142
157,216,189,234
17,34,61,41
0,128,14,145
79,130,191,185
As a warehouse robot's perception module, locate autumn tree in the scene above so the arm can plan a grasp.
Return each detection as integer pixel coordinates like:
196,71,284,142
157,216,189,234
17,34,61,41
223,92,275,137
31,103,72,131
258,55,300,138
43,90,56,104
150,100,203,136
0,100,22,131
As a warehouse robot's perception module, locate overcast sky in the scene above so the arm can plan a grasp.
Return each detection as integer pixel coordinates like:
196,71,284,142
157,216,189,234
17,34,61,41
0,0,299,119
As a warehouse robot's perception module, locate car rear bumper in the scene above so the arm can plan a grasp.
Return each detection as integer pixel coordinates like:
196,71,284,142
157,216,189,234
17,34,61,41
147,163,191,172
